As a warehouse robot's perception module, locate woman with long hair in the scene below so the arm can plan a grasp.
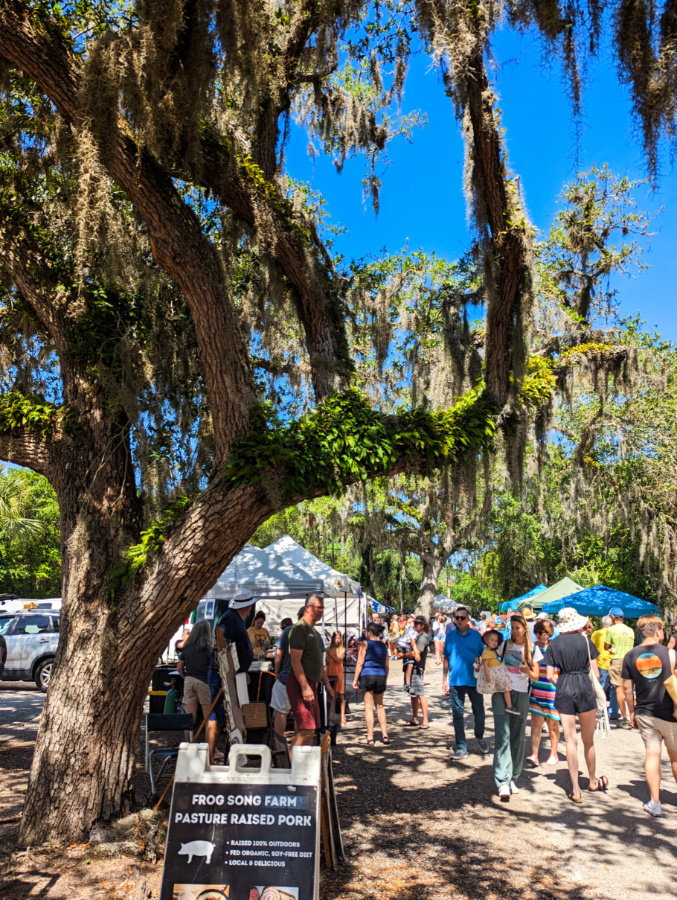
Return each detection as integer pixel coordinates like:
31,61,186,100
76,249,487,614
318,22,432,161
325,631,347,725
177,621,214,742
527,620,561,766
546,607,608,802
352,622,390,745
492,613,542,801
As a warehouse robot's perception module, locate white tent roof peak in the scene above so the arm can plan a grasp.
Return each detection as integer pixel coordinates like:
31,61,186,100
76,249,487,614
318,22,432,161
205,543,330,600
265,535,361,597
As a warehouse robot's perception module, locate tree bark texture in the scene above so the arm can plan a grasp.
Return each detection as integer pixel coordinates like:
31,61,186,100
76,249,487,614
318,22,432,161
464,35,530,409
19,477,270,845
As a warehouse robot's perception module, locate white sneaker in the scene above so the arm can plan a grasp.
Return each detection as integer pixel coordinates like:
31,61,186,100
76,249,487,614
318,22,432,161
498,784,510,801
510,781,520,794
643,800,662,817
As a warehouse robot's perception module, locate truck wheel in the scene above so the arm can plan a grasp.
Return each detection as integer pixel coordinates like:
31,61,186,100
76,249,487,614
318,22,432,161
35,659,53,693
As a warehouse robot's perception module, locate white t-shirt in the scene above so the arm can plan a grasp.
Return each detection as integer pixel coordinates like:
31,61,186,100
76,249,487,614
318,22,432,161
499,641,543,692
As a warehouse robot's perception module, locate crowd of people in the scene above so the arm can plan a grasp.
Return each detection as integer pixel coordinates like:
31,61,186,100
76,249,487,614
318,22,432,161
176,593,677,818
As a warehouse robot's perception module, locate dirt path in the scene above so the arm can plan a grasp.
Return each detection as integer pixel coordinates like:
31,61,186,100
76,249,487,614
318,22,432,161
1,672,676,900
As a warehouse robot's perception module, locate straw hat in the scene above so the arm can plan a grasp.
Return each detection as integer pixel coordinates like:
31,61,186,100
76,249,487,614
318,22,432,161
557,607,589,634
519,605,536,620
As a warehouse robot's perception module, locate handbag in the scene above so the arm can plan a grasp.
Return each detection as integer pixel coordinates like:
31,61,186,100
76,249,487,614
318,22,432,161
584,635,609,735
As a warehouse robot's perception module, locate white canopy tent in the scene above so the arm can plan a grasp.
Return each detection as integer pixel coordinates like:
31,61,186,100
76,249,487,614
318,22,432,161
201,542,368,637
265,536,366,637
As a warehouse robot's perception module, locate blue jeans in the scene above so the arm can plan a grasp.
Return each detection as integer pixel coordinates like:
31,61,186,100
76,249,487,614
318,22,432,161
492,690,530,789
602,668,621,717
448,685,485,753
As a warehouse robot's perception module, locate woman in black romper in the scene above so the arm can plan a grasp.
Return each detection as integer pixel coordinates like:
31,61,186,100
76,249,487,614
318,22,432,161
545,607,609,802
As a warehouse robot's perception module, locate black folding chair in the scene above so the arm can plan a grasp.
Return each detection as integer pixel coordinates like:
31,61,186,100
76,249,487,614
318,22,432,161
144,713,194,794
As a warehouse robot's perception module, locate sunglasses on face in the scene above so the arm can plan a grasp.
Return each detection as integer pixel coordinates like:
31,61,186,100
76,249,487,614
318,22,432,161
454,615,468,621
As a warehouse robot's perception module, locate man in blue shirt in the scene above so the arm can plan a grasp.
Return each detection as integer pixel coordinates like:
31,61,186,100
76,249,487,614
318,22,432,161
443,605,487,759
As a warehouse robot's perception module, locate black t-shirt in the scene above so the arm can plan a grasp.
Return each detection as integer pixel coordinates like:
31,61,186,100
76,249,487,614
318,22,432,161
622,644,675,722
179,644,212,684
208,609,254,675
544,633,598,675
413,632,429,674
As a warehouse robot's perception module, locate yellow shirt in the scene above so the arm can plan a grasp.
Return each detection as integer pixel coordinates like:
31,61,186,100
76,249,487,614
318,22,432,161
481,648,501,668
247,626,270,652
591,628,612,670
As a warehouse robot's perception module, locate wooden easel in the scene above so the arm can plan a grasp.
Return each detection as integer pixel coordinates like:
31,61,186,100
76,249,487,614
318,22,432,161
319,733,345,869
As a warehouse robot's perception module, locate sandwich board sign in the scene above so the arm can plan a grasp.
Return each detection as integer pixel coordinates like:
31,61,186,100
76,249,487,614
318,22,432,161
160,743,321,900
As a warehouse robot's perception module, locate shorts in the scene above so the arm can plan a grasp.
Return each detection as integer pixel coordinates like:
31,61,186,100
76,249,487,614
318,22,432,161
207,665,225,724
636,714,677,752
183,675,211,710
609,658,625,686
554,672,596,716
359,675,386,695
270,678,291,715
286,673,320,731
410,671,425,697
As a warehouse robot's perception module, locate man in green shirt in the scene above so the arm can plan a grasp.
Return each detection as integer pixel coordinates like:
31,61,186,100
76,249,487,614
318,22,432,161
287,594,334,754
605,607,635,727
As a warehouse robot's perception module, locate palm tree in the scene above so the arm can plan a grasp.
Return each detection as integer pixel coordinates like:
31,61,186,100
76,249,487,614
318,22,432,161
0,465,45,541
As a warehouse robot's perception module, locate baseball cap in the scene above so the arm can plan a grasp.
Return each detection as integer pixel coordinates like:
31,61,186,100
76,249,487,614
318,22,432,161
609,607,624,618
494,616,505,626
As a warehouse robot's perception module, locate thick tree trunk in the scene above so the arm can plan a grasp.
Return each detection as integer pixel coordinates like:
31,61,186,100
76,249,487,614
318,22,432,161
18,474,269,845
416,556,445,621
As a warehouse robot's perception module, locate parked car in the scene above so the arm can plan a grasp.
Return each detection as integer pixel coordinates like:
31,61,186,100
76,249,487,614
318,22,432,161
0,610,60,692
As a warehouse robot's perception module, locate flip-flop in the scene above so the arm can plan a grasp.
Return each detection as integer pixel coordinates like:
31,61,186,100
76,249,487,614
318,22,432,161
587,775,609,792
419,724,430,730
382,737,391,744
402,721,420,727
567,792,583,804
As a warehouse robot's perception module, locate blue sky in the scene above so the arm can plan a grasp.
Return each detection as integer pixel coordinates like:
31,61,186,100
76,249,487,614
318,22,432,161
285,25,677,341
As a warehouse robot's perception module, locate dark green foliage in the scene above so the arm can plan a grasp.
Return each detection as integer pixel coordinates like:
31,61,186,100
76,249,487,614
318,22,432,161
0,392,75,437
223,386,497,503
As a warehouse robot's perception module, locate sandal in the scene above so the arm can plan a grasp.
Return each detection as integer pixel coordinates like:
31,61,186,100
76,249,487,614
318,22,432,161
587,775,609,792
362,738,375,746
402,720,420,727
419,724,430,730
526,756,540,768
567,792,583,804
382,737,391,745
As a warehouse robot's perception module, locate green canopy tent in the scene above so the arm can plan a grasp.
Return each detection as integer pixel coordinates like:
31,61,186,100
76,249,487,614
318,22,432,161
520,577,583,613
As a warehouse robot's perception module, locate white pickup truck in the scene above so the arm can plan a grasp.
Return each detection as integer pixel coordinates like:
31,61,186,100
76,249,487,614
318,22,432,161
0,609,60,692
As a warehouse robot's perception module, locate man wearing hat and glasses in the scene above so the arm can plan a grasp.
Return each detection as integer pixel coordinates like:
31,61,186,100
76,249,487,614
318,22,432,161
206,590,256,763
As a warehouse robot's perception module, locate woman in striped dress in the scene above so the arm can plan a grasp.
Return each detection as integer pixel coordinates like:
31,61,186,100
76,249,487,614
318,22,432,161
527,620,561,765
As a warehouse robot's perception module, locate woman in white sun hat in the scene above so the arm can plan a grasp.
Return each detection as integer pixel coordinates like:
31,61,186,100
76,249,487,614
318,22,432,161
545,606,609,803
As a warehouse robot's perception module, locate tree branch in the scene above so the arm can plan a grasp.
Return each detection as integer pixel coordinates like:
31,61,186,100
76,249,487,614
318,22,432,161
0,3,255,461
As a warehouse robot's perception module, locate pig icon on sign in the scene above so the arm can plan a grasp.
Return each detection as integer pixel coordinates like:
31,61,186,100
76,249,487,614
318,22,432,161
177,840,216,864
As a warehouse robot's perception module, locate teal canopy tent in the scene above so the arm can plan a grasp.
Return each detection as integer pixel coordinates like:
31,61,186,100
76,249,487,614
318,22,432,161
542,585,659,618
499,584,547,613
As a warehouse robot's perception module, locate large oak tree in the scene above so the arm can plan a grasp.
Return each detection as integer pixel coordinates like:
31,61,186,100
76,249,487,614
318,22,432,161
0,0,670,844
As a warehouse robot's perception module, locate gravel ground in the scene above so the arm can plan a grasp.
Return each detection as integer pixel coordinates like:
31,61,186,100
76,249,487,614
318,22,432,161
1,669,676,900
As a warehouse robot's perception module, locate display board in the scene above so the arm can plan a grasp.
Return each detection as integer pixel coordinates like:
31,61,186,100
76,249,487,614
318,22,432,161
160,744,321,900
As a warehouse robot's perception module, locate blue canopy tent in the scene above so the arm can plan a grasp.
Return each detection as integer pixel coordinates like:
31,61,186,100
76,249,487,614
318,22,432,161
369,597,395,615
542,584,660,618
499,584,547,614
